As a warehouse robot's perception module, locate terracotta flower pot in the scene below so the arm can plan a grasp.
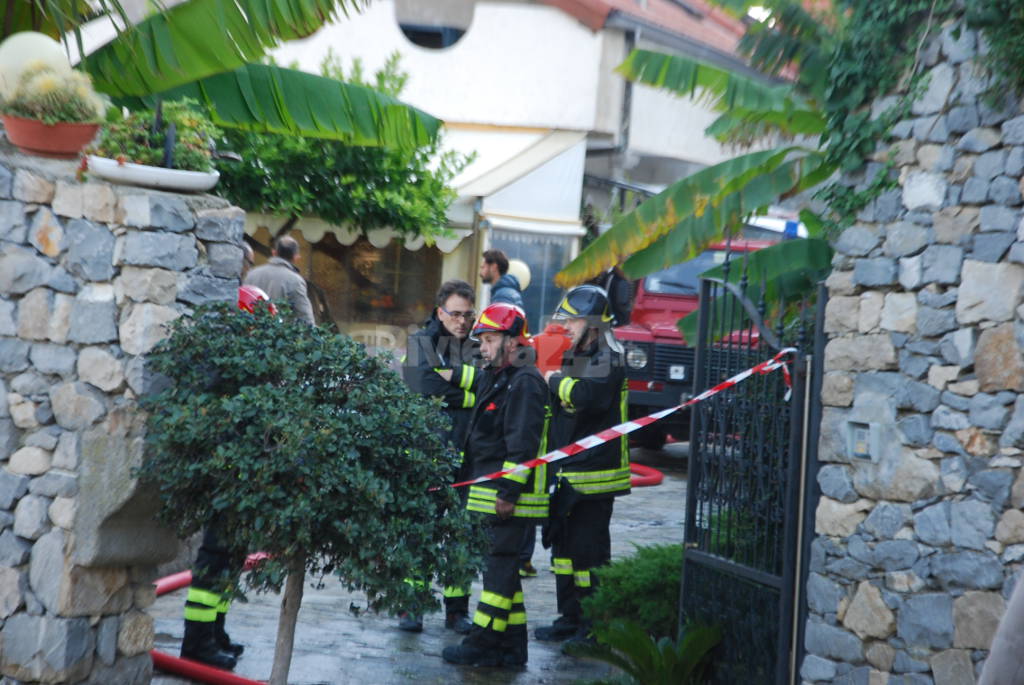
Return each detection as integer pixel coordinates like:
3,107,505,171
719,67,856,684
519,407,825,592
1,115,100,159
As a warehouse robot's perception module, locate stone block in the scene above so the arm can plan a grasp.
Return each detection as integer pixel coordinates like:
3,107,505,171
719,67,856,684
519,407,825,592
195,207,245,243
900,255,924,289
800,654,837,682
863,502,911,539
0,164,10,198
29,343,77,376
824,335,897,371
921,244,964,284
989,176,1022,206
822,372,854,406
915,114,950,144
0,613,94,682
972,232,1015,262
29,472,77,498
8,446,50,476
1002,114,1024,144
887,570,926,593
950,499,995,551
825,296,859,334
48,292,73,343
931,551,1004,590
844,581,895,639
119,193,194,232
816,497,873,537
875,540,920,571
969,393,1010,430
114,266,177,305
972,468,1013,508
975,323,1024,392
975,150,1007,180
0,340,32,376
859,291,884,332
81,183,116,223
931,649,976,685
899,414,933,447
52,431,77,470
962,177,989,203
958,262,1024,324
805,619,863,662
881,293,917,332
96,615,118,665
954,591,1005,649
0,299,14,337
929,365,960,389
1008,147,1024,176
28,207,64,258
119,303,181,356
837,224,881,256
177,272,237,305
49,496,74,529
0,248,52,295
917,144,955,172
807,571,844,615
818,465,857,503
12,170,54,203
884,223,930,257
980,205,1019,232
854,258,897,286
903,171,948,211
65,219,115,282
120,231,198,270
0,566,24,619
933,405,970,430
118,610,154,655
83,653,153,685
78,347,124,392
933,206,978,243
16,287,52,341
50,382,106,431
67,299,118,344
959,127,1001,152
997,509,1024,545
912,63,955,115
826,269,856,295
13,494,50,540
898,593,954,648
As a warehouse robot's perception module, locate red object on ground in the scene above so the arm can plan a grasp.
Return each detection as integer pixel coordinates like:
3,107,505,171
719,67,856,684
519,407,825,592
629,462,664,487
150,650,266,685
530,323,572,375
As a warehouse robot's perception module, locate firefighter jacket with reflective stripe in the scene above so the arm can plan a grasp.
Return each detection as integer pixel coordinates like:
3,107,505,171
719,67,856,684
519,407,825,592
458,363,550,519
403,316,479,449
547,339,631,499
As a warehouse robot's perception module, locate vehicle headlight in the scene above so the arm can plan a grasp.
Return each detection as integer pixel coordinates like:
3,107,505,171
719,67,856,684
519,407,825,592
626,346,649,369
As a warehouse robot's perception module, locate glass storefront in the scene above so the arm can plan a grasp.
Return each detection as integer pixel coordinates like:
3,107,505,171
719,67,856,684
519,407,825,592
489,228,574,332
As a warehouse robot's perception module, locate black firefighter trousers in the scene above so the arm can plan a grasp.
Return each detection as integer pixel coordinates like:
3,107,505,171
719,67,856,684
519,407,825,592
469,516,530,657
552,498,614,625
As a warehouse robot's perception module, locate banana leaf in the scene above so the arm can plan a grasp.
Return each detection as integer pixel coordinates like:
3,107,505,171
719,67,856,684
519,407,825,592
677,237,833,343
117,63,440,147
555,146,814,287
82,0,366,97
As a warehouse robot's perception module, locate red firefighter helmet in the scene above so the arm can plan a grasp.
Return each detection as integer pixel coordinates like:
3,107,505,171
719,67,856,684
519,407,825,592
471,302,529,340
237,285,276,314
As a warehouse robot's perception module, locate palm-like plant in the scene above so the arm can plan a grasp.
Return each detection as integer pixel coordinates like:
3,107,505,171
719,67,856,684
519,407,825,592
6,0,438,149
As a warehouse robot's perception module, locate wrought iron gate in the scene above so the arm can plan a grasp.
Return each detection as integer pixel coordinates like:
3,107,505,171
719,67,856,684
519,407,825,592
680,262,825,684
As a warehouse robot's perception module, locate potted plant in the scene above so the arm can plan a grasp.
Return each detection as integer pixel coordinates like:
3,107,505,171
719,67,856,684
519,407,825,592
85,98,223,192
1,63,107,158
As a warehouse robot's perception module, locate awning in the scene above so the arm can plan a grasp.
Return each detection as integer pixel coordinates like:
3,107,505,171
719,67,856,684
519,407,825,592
481,211,586,237
243,214,471,253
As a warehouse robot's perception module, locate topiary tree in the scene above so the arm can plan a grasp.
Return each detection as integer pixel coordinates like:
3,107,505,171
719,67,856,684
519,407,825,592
138,301,483,683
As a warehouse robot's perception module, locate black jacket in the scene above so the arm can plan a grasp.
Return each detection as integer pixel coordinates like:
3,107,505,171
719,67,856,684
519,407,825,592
457,362,550,519
547,338,631,499
402,316,479,449
490,273,524,308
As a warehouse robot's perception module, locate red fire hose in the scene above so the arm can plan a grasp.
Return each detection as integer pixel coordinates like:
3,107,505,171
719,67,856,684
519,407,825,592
629,462,664,487
150,554,269,685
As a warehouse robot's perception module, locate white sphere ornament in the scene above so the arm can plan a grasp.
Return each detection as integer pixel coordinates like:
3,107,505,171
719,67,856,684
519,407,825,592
0,32,72,99
508,258,532,291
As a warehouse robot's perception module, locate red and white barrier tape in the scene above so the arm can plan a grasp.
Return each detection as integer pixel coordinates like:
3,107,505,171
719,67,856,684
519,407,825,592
450,347,796,489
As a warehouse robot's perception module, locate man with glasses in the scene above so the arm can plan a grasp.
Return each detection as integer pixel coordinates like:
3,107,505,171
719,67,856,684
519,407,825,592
400,279,479,633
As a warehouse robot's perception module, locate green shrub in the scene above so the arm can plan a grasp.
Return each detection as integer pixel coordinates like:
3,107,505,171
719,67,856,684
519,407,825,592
582,543,682,640
89,98,220,171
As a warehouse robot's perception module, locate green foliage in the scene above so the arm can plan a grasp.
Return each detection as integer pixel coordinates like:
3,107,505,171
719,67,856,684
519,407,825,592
214,53,469,240
967,0,1024,97
568,619,722,685
138,302,483,613
1,65,106,124
581,544,683,640
89,99,221,171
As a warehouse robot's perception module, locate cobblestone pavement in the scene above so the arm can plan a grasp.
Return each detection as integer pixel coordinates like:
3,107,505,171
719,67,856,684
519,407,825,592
151,444,688,685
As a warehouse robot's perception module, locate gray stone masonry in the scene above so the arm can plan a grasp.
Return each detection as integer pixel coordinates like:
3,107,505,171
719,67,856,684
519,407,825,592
0,140,245,684
806,15,1024,685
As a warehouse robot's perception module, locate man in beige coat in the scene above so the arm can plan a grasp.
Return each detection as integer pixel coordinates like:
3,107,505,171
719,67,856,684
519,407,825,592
243,236,315,325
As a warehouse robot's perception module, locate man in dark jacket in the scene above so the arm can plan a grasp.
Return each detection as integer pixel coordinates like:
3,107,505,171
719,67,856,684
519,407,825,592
480,249,524,308
535,285,630,649
399,280,478,633
243,235,315,325
440,303,550,668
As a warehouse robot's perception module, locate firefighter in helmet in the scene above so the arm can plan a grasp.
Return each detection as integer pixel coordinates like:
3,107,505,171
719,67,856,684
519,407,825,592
179,285,273,668
439,302,550,668
535,285,630,649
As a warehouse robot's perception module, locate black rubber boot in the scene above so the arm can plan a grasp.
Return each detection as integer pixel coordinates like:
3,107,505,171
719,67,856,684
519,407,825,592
503,626,528,667
181,620,237,669
534,615,580,642
445,612,473,634
397,611,423,632
214,613,245,657
442,628,504,667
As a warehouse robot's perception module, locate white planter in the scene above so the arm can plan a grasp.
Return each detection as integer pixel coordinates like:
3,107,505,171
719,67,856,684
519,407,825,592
86,155,220,193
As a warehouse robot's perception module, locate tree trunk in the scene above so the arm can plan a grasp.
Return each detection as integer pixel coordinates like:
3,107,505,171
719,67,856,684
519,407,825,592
269,563,305,685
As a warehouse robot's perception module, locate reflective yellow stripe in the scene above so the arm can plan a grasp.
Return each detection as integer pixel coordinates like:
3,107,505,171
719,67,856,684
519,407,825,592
443,586,469,598
216,598,230,614
404,578,429,590
186,587,222,608
569,478,633,495
502,461,529,485
552,558,573,575
480,591,513,610
473,611,508,632
463,390,475,408
620,380,629,468
512,591,524,604
468,486,549,518
184,605,217,622
560,467,632,483
558,377,578,407
459,365,476,390
574,570,592,588
509,611,527,625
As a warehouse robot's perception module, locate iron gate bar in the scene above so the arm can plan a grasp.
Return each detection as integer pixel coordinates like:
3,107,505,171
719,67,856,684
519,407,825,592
685,548,783,589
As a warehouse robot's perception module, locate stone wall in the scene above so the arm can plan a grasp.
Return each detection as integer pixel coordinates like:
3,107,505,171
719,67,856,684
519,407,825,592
0,143,245,683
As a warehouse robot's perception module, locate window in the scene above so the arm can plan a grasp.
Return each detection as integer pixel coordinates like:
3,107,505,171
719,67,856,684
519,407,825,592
395,0,473,50
399,23,465,49
489,229,575,333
